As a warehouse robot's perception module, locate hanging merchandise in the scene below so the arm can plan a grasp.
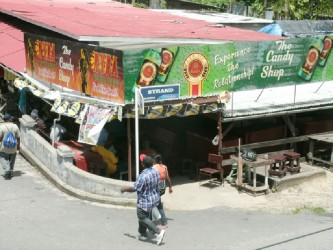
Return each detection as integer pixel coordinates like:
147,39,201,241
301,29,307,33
51,98,70,115
184,103,200,116
212,135,219,146
165,104,183,117
75,104,88,124
4,69,17,81
146,105,164,119
78,106,115,145
18,88,29,115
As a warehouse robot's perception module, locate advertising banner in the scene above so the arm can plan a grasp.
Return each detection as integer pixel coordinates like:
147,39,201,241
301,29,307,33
24,33,125,103
78,106,115,145
24,34,333,106
123,36,333,103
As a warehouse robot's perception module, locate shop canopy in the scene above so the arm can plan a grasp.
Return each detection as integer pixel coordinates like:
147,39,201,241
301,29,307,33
14,32,333,124
0,0,281,120
1,0,333,124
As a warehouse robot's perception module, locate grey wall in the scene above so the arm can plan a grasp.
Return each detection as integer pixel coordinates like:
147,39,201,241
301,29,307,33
19,115,136,207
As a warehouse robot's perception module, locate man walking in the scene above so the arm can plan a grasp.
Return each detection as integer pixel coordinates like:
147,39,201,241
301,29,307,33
0,113,20,180
121,155,165,245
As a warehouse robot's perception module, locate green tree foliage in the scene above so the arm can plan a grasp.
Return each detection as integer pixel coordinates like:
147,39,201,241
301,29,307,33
187,0,333,20
187,0,229,11
132,0,149,8
248,0,333,20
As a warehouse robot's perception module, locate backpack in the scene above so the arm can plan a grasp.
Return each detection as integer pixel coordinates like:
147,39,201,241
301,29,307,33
3,125,17,148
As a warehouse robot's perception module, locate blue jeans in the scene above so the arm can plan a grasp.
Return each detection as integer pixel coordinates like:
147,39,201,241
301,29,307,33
0,152,17,175
156,198,167,225
137,207,160,236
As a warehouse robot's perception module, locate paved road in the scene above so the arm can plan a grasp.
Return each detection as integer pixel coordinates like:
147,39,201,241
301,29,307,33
1,154,333,250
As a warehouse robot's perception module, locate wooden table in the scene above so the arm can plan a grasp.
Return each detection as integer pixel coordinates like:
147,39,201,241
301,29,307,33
307,132,333,168
230,155,274,196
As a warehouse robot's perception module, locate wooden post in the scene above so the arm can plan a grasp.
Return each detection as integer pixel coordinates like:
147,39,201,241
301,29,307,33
218,112,223,184
237,138,243,188
218,112,222,155
127,119,132,181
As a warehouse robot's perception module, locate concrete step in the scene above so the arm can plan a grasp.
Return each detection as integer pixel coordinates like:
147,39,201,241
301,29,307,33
255,162,327,192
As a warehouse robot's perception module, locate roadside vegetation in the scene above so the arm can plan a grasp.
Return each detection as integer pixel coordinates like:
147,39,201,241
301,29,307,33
292,206,327,215
131,0,333,20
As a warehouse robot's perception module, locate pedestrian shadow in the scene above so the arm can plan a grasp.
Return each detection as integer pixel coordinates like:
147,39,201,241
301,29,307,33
199,181,222,189
12,170,25,177
123,233,136,240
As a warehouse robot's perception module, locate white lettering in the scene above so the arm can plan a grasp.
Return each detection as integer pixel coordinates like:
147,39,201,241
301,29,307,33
276,40,292,50
62,45,71,55
261,65,284,80
59,69,71,85
266,50,294,65
147,88,174,95
214,66,254,88
215,47,251,65
59,57,74,75
92,82,119,97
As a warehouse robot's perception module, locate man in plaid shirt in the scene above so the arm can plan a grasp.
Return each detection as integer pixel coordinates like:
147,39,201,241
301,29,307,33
121,156,165,245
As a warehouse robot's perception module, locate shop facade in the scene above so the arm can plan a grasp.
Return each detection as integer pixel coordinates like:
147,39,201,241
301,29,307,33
1,1,333,193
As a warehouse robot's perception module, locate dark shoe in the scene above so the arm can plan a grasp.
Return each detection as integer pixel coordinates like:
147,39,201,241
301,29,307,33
4,172,12,180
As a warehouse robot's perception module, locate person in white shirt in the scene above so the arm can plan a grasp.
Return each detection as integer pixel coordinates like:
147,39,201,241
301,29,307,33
50,123,67,143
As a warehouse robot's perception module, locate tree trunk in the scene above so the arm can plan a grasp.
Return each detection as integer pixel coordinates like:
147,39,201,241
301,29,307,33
229,0,234,13
284,0,289,20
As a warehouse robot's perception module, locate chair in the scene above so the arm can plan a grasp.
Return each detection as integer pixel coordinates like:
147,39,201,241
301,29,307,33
284,151,301,174
268,155,287,178
199,153,223,188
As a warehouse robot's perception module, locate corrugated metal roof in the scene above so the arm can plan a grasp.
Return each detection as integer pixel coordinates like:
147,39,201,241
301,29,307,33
223,81,333,120
0,0,281,45
151,9,273,24
260,20,333,38
276,20,333,37
0,21,25,72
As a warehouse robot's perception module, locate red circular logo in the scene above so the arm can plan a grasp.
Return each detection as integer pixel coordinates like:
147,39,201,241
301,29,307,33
143,64,154,78
188,60,204,77
162,52,172,64
308,50,318,63
324,39,332,50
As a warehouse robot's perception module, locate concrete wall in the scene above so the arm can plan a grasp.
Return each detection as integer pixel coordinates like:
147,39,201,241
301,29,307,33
19,115,136,207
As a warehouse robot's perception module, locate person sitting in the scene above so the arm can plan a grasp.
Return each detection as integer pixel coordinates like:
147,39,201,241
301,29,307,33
50,123,67,143
104,134,117,156
91,145,118,177
97,128,109,146
31,109,49,136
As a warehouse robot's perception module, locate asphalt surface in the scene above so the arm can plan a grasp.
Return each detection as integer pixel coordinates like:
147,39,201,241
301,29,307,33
1,154,333,250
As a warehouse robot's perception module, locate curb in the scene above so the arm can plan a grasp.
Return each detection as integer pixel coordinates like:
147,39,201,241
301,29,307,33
19,145,136,208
